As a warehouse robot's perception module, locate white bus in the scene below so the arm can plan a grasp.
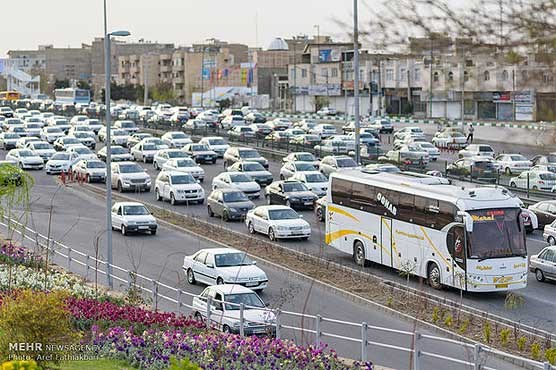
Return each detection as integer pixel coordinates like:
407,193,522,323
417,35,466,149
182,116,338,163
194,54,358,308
54,88,90,105
326,169,538,292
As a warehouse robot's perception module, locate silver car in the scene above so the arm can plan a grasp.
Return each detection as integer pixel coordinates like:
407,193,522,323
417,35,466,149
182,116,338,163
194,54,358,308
529,244,556,282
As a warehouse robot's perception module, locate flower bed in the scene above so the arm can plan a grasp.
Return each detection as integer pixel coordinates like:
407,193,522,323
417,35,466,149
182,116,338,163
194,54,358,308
0,264,97,298
0,241,42,268
90,326,372,370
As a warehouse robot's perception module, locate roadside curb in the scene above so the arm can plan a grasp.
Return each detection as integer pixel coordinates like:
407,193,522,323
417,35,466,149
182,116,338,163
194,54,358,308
69,181,546,370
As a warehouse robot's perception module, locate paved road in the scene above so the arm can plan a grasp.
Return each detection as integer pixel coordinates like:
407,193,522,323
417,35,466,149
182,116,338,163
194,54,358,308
0,169,526,370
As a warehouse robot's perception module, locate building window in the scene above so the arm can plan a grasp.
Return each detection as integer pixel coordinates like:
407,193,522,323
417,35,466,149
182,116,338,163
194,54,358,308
291,69,296,79
502,70,509,80
400,68,406,78
448,71,454,81
331,68,338,78
464,70,469,82
321,68,328,77
543,73,553,84
414,68,420,82
521,70,528,81
301,68,307,78
386,69,394,81
433,71,439,82
484,71,490,81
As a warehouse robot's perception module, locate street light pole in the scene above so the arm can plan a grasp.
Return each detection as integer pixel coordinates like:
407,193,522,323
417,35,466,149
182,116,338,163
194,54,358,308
353,0,361,164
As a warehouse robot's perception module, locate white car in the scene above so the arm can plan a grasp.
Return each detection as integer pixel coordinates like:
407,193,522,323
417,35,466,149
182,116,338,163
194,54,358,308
458,144,495,158
383,144,430,165
183,248,267,291
494,154,532,175
317,107,337,115
5,149,44,170
393,127,425,141
26,141,55,161
182,143,218,164
72,159,107,183
198,136,229,158
0,133,20,150
509,171,556,191
110,129,131,146
296,119,319,133
127,132,153,148
153,149,190,170
111,201,157,235
16,136,41,149
290,171,329,197
49,118,71,133
220,115,246,130
268,118,293,131
24,123,43,137
161,131,192,148
131,142,159,163
113,120,139,134
245,205,311,241
310,124,337,138
154,170,205,205
111,162,152,192
66,146,98,161
226,161,273,186
184,118,208,129
70,115,88,126
40,127,65,143
393,133,428,146
279,161,318,180
191,285,275,335
162,158,205,181
7,126,27,138
140,137,169,150
412,142,440,161
69,132,96,149
211,172,261,199
45,152,80,174
432,131,467,148
82,119,103,134
97,145,134,162
53,137,82,152
282,152,320,168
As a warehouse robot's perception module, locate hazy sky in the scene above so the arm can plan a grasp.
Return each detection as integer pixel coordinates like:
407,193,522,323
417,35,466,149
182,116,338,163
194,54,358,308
2,1,373,56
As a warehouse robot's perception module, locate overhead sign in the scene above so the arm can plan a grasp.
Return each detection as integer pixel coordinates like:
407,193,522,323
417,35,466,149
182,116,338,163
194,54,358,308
318,49,341,62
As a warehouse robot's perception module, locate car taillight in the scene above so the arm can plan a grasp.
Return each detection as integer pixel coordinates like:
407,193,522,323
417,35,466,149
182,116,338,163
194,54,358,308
538,181,544,184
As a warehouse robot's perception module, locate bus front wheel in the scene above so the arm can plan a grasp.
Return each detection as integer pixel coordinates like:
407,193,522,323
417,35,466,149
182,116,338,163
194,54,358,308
427,263,442,290
353,241,367,267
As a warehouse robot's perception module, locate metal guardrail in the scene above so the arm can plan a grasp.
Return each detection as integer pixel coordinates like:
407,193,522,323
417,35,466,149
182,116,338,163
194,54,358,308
0,215,553,370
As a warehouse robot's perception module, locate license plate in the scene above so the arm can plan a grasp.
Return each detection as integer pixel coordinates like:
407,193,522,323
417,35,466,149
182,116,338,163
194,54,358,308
138,226,149,230
304,201,313,205
246,282,258,287
495,283,509,289
186,195,196,198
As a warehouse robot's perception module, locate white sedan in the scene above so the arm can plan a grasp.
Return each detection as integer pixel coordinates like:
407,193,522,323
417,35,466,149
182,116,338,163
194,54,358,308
279,161,318,180
131,142,159,163
154,170,205,205
5,149,44,170
66,146,98,161
111,201,157,236
281,152,320,168
161,131,192,148
212,172,261,199
183,248,267,291
412,142,440,161
153,149,190,170
494,154,532,175
245,205,311,241
509,171,556,191
290,171,329,197
162,158,205,181
45,152,80,174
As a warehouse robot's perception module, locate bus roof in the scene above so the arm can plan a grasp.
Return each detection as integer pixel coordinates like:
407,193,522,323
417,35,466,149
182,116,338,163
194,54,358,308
332,169,523,211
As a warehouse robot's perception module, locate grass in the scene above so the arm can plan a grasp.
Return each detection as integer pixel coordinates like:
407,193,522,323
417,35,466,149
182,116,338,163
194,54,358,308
56,359,137,370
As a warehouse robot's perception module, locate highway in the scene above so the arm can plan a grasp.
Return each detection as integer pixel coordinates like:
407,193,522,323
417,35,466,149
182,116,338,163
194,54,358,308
0,167,526,370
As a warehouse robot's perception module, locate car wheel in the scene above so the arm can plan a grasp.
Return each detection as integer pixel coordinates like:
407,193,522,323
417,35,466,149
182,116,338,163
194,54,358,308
222,211,229,222
212,159,216,164
117,181,123,192
154,161,159,170
216,277,224,285
548,236,556,246
505,167,512,175
194,312,204,323
187,268,196,284
155,189,162,201
280,174,284,180
151,229,157,235
143,156,147,163
509,182,516,188
207,206,214,217
316,206,324,221
532,186,538,191
86,174,90,183
121,225,127,236
535,269,545,282
222,324,231,334
170,193,177,205
268,227,276,241
353,241,366,266
248,222,255,234
427,263,442,290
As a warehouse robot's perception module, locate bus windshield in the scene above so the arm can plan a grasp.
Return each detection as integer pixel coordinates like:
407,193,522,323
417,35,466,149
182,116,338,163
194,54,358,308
467,208,526,260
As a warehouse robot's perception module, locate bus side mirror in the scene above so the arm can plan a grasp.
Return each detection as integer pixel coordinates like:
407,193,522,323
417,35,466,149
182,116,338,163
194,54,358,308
458,211,474,233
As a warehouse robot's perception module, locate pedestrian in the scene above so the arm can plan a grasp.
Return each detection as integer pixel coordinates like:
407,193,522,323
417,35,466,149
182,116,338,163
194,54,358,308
467,124,474,143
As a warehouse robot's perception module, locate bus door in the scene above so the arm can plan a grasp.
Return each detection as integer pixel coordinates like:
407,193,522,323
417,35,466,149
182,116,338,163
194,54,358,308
381,217,393,267
447,225,467,289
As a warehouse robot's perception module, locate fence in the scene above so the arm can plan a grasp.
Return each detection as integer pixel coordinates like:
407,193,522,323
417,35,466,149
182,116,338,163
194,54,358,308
0,215,553,370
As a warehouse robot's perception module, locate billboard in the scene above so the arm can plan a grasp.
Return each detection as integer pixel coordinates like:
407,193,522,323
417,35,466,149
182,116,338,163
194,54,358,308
318,49,341,62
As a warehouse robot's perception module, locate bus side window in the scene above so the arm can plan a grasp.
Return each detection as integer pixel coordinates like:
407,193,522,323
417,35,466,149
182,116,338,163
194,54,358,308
331,178,351,206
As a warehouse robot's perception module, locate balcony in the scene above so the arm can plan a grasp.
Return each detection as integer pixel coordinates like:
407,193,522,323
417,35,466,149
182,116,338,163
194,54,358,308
173,76,184,84
160,65,172,73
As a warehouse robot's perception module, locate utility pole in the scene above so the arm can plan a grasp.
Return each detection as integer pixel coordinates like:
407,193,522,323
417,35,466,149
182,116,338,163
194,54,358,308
143,56,149,106
293,42,297,113
429,37,434,118
353,0,361,164
407,68,411,113
103,0,112,290
377,59,382,116
512,68,516,121
460,45,465,123
200,47,205,108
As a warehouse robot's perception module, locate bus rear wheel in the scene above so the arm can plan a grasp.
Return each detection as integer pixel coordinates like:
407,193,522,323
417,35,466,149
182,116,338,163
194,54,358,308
353,241,367,267
427,263,442,290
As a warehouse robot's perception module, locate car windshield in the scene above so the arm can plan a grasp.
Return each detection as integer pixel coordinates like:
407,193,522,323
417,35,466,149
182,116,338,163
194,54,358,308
337,158,358,167
74,133,88,138
295,163,316,171
191,144,210,151
306,173,327,183
119,164,143,173
467,208,526,260
420,143,435,149
64,138,80,144
510,155,527,161
473,161,494,169
113,130,128,136
244,163,264,171
223,191,249,202
540,173,556,180
214,252,253,267
4,134,19,139
547,154,556,163
74,147,92,154
230,174,252,183
208,139,225,145
269,208,300,220
88,161,105,169
55,120,68,125
143,144,157,151
120,122,135,128
26,124,41,128
167,151,188,159
19,150,34,157
123,205,150,216
47,128,62,133
148,139,163,145
283,183,309,192
171,175,195,184
479,146,493,152
51,153,69,160
33,143,50,149
176,159,197,167
112,147,127,154
223,293,265,311
171,133,187,139
239,150,259,158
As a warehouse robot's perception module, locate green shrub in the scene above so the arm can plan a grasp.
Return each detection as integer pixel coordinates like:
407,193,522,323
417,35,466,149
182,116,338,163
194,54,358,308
458,318,469,334
168,357,202,370
517,336,527,351
443,315,453,328
0,290,78,366
530,342,541,360
431,306,440,324
1,360,39,370
483,322,491,343
545,348,556,365
499,329,511,347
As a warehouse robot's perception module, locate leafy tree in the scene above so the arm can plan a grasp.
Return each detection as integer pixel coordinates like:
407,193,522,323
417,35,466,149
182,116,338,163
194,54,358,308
76,80,94,99
150,82,175,103
218,98,231,110
54,79,70,89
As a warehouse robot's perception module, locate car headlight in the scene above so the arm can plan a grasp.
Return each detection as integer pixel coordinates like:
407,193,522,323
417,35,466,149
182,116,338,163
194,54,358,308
127,221,136,225
277,226,288,231
229,207,239,213
289,197,299,202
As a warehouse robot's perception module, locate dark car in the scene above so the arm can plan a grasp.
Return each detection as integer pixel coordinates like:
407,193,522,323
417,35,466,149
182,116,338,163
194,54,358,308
446,158,497,182
529,201,556,228
265,180,318,209
207,188,255,222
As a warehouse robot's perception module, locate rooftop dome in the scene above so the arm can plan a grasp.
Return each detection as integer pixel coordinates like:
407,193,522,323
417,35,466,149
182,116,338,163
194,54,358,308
268,38,289,51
